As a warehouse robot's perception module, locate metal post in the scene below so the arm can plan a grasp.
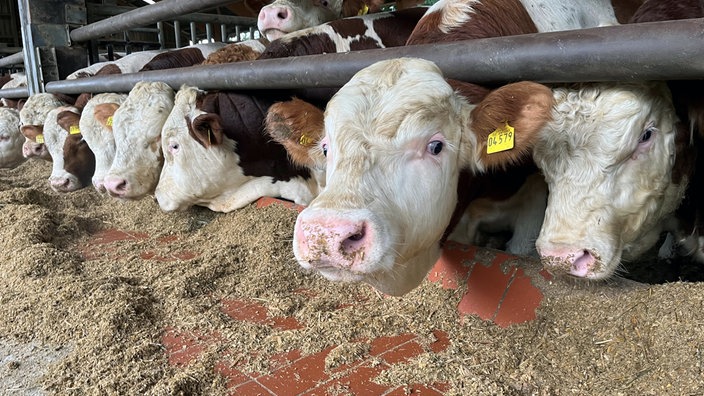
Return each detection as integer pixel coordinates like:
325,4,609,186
235,26,241,42
174,20,182,48
157,21,165,49
220,24,227,43
190,22,197,45
205,23,213,43
17,0,41,94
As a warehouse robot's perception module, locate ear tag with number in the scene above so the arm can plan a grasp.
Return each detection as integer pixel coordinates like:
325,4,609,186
106,116,113,127
487,122,515,154
36,134,44,144
69,125,81,135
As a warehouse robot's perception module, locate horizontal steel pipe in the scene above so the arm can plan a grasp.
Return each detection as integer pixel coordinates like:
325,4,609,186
85,4,257,26
70,0,249,42
47,18,704,95
0,52,25,68
0,87,30,99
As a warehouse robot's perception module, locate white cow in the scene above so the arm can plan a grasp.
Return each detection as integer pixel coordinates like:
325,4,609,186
42,106,95,192
292,58,553,296
533,82,690,279
0,107,26,168
19,93,73,161
103,82,174,200
78,93,127,193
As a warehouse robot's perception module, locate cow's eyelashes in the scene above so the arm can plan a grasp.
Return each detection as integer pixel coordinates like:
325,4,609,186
639,126,656,143
427,140,443,155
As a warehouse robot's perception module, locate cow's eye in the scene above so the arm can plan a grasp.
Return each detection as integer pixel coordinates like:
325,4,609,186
169,142,179,152
321,0,329,7
639,126,655,143
322,143,328,157
427,140,443,155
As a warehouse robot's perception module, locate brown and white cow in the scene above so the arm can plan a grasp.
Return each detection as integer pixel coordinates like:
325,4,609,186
154,86,321,212
291,58,553,296
78,93,127,193
138,43,227,71
0,107,26,169
257,0,386,41
19,93,75,161
103,82,174,200
42,106,95,192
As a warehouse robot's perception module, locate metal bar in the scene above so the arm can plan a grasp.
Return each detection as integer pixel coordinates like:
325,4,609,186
235,25,241,42
85,4,257,26
157,21,165,49
206,23,213,42
46,19,704,95
190,22,197,45
174,20,182,48
70,0,251,43
0,52,24,68
221,24,227,43
0,87,30,98
17,0,41,95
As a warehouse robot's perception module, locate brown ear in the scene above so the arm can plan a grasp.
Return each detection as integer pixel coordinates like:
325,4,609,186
56,109,82,135
20,125,43,140
188,113,225,148
470,81,553,169
93,103,120,131
266,98,325,168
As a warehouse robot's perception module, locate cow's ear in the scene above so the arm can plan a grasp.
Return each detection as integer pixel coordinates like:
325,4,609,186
266,98,326,168
17,99,26,111
189,113,224,148
469,81,553,170
20,125,43,140
56,108,82,135
93,103,120,131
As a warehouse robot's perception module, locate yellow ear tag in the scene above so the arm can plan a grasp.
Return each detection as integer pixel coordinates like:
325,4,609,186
106,116,113,127
35,134,44,144
357,4,369,15
487,122,515,154
299,134,312,146
69,125,81,135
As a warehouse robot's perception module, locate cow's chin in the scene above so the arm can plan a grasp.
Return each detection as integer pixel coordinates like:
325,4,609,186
264,29,287,42
304,245,441,297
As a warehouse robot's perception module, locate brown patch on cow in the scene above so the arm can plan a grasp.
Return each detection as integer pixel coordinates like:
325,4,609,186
260,33,337,59
613,0,646,23
56,110,82,135
370,7,428,47
1,98,19,109
96,63,122,76
187,114,225,148
265,98,325,168
470,81,554,169
0,74,11,88
447,79,491,105
139,48,206,71
73,94,93,111
341,0,384,17
331,18,367,39
406,0,537,45
202,42,264,65
53,93,77,107
93,103,120,131
63,133,96,186
20,125,43,141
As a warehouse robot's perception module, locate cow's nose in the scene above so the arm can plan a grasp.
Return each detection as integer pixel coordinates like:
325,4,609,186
103,176,129,197
50,176,72,192
295,216,371,269
538,245,596,278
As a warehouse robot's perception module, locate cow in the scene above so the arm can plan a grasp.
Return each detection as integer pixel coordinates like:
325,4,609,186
66,51,165,80
137,43,227,71
201,39,269,65
78,93,127,193
19,93,75,161
154,86,321,212
0,107,26,169
41,106,95,192
289,58,553,296
257,0,386,41
103,81,174,200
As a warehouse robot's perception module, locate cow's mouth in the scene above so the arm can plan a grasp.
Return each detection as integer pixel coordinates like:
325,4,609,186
263,29,287,41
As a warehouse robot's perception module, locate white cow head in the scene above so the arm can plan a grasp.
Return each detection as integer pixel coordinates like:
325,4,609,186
533,82,686,279
0,107,26,168
19,93,69,161
292,58,553,295
79,93,127,193
104,81,174,200
43,106,95,192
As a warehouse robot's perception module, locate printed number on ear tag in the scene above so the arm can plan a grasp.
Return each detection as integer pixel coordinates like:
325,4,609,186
36,134,44,144
487,122,515,154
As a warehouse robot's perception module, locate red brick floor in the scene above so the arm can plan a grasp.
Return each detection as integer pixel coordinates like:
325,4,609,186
79,198,545,394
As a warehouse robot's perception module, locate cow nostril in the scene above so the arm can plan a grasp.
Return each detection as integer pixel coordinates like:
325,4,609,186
277,10,288,20
341,225,366,255
348,232,364,242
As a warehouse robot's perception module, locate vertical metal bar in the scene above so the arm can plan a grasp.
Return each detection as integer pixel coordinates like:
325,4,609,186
190,21,197,44
174,20,182,48
249,26,255,40
235,25,241,42
220,23,226,42
157,21,165,49
205,23,213,42
17,0,41,94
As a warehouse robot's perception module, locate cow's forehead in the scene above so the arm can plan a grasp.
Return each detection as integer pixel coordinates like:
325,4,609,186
162,86,206,138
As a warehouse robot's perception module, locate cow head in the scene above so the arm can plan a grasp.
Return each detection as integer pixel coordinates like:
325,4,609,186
78,93,126,193
42,106,95,192
293,58,552,295
19,93,69,161
0,107,26,169
533,82,686,279
257,0,384,41
104,81,174,200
